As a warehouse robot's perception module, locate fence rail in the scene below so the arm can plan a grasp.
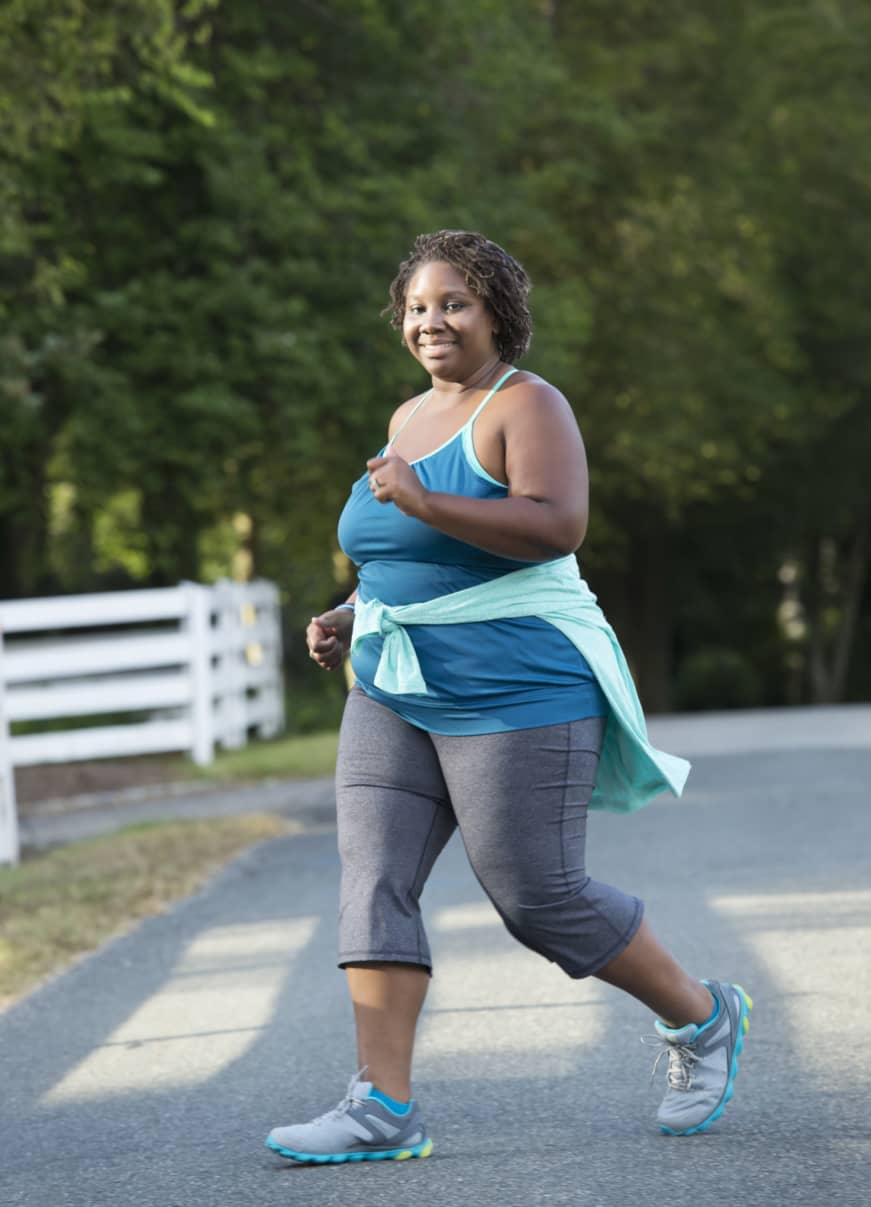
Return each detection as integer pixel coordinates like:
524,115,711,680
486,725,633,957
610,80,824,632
0,579,284,864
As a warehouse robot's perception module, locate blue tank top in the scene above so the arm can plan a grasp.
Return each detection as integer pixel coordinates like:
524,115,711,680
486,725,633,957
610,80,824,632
337,368,607,733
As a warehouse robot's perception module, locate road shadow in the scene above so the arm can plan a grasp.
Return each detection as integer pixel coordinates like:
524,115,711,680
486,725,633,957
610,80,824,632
1,748,869,1206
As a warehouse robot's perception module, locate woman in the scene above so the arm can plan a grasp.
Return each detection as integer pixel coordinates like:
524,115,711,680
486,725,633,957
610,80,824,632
266,230,751,1164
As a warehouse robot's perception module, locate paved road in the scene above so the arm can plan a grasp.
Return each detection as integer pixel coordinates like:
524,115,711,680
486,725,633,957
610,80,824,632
2,715,870,1206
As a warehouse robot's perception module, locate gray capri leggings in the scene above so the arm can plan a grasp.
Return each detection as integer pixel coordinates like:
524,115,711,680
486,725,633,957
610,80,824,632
336,686,643,978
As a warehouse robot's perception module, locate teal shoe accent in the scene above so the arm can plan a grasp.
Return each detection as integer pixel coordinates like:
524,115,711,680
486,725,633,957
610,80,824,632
694,988,720,1035
368,1086,412,1115
265,1135,433,1164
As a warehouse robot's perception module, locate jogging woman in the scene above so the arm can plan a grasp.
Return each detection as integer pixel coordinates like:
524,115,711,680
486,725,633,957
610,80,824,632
266,230,751,1164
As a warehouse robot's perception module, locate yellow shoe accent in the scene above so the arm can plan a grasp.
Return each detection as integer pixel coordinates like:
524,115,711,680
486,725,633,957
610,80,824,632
743,1016,750,1033
395,1139,432,1161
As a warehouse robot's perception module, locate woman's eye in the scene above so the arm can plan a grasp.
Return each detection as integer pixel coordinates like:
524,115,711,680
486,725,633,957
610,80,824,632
406,301,464,315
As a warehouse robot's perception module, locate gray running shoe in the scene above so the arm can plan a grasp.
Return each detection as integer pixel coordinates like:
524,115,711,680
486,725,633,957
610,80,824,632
265,1073,433,1164
648,980,753,1136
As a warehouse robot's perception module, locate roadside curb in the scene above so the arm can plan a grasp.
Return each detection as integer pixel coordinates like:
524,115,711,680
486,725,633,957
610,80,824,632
17,775,337,850
19,778,225,819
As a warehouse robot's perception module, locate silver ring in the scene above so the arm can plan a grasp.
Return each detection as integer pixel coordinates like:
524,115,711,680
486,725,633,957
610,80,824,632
371,476,381,490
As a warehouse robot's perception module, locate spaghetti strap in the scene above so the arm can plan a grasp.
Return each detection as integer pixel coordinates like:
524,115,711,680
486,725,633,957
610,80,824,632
387,390,433,446
467,367,518,425
389,367,516,450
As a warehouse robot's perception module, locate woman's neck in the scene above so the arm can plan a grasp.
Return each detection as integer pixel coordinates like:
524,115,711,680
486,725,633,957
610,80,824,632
429,356,506,398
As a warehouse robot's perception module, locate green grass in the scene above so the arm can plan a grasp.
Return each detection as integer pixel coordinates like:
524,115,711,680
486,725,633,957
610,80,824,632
0,814,290,1010
188,729,339,782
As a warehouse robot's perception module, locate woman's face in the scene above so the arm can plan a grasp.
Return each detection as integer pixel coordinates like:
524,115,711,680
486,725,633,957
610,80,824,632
401,260,499,381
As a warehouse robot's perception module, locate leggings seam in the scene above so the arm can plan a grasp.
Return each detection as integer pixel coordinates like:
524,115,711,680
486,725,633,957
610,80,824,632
409,798,450,964
589,893,638,945
574,898,644,978
559,723,571,896
339,950,434,977
340,949,432,964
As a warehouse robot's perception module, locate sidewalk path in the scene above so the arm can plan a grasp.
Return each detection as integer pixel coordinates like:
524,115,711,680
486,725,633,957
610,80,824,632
18,775,338,849
2,707,870,1206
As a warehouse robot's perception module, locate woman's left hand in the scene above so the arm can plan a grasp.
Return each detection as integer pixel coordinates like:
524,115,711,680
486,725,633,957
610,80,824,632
366,448,429,518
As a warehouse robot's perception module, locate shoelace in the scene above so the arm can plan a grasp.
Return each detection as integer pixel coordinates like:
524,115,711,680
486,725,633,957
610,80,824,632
641,1036,699,1090
310,1069,369,1127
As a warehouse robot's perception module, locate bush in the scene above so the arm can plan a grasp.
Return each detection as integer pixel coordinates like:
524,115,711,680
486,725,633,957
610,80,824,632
673,647,763,712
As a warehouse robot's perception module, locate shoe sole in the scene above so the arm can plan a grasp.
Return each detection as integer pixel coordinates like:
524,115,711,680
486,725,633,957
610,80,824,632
265,1136,433,1164
660,984,753,1137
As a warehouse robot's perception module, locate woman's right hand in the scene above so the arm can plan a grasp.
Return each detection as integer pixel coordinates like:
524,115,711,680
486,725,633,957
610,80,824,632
306,607,355,671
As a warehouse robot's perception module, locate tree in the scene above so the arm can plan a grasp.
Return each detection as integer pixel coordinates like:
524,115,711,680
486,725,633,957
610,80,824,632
0,0,216,595
1,1,868,717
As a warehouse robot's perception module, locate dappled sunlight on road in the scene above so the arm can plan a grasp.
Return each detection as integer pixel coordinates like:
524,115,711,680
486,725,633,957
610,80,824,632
413,900,606,1078
430,900,500,933
710,889,871,1087
40,917,318,1105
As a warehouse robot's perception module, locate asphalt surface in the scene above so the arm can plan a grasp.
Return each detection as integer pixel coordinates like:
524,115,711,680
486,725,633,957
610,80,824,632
17,775,339,849
2,707,870,1207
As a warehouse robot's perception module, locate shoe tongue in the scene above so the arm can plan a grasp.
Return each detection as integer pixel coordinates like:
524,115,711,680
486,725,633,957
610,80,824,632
350,1077,374,1098
655,1019,699,1044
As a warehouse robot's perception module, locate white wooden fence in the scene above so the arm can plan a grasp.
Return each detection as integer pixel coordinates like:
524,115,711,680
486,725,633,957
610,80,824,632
0,579,284,864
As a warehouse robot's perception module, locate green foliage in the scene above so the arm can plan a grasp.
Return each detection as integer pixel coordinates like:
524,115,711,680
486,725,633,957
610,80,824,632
0,0,869,711
674,649,764,713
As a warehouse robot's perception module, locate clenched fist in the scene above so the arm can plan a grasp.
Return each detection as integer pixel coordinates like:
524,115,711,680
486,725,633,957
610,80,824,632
306,607,354,671
366,446,429,517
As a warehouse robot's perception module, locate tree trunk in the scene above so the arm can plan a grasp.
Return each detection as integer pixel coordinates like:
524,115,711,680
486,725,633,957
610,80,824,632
832,507,871,699
0,487,50,600
807,538,830,702
636,519,673,712
591,514,674,712
141,485,200,586
807,513,871,703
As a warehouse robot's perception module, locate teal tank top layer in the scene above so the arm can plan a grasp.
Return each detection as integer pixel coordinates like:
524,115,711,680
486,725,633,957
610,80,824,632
337,367,607,734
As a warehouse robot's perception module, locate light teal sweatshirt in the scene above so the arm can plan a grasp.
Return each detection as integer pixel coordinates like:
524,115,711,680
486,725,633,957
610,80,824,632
352,554,691,814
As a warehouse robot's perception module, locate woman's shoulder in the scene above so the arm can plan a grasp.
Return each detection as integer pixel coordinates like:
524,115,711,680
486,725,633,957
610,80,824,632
387,390,428,440
496,370,575,423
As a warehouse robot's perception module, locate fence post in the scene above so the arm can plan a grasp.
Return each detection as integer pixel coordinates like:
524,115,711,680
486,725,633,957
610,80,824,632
258,581,285,738
214,580,247,749
183,582,214,766
0,626,20,865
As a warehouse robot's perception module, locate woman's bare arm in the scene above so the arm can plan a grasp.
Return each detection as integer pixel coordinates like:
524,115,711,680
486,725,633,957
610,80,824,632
367,381,589,561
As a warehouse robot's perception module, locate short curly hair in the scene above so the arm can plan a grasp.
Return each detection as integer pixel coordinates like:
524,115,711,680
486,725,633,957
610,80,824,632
386,230,533,363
